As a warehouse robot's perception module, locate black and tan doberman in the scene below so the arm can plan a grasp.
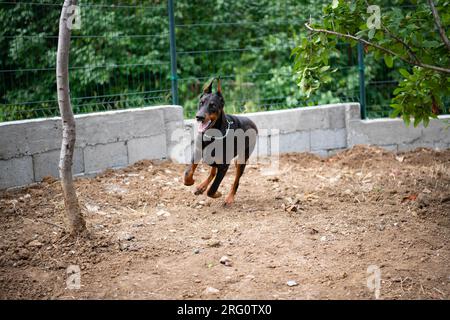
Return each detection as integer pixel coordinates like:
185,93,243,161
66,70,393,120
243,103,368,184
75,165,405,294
183,78,258,206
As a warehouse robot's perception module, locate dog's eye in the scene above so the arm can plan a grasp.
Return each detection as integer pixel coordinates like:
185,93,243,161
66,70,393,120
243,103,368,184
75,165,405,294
208,104,216,112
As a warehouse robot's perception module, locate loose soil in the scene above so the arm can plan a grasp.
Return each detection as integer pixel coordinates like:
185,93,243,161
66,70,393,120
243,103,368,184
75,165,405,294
0,145,449,300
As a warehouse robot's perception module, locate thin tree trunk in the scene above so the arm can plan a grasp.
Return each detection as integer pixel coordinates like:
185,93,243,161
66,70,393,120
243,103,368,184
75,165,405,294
56,0,86,235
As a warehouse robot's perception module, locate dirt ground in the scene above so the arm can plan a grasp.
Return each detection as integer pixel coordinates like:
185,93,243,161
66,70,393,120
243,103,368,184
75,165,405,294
0,145,449,300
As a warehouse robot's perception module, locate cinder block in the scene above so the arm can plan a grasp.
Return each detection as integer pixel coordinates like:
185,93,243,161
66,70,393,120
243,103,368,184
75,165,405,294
254,134,270,157
33,148,84,181
348,119,423,146
127,134,167,164
84,142,128,173
245,104,346,133
296,104,347,130
0,118,62,159
278,131,311,154
165,120,185,159
311,128,347,150
75,108,165,147
167,124,195,164
162,105,184,122
420,116,450,145
0,156,34,189
245,103,348,133
345,103,361,122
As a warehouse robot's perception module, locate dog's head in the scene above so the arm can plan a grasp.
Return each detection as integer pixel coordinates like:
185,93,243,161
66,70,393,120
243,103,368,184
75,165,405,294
196,78,225,133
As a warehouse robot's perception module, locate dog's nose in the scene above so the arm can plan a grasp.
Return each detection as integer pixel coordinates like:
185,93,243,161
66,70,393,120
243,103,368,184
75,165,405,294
196,115,205,122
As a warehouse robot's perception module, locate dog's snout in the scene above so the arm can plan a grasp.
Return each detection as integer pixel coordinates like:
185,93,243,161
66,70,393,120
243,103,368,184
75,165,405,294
196,112,205,122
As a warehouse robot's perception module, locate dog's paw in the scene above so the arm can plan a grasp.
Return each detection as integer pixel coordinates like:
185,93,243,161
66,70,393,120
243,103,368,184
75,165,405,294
194,185,206,195
184,177,195,186
207,191,222,199
223,195,234,207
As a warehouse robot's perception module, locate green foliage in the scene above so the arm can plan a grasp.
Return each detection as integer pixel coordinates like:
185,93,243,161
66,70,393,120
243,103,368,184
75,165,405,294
292,0,450,126
2,0,447,123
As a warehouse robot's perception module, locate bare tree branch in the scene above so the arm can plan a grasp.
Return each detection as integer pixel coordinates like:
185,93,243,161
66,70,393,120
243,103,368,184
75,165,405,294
57,0,87,235
428,0,450,52
304,23,450,74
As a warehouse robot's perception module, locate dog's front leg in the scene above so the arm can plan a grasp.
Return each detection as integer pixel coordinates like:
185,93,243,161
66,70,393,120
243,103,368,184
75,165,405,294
194,166,217,195
206,165,229,198
184,161,198,186
184,137,203,186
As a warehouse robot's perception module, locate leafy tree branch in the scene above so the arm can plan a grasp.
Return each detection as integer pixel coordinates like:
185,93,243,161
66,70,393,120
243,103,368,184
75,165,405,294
304,23,450,74
293,0,450,127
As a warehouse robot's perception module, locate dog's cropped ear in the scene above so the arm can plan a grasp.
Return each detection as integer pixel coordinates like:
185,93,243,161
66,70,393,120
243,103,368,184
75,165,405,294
216,77,222,95
202,78,214,94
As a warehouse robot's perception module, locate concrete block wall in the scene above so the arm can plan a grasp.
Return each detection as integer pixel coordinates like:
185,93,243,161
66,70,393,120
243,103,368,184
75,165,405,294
1,102,449,189
243,104,349,158
0,105,183,189
345,103,450,152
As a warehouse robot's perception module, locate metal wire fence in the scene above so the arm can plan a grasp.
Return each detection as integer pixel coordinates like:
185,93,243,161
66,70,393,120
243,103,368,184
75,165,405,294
0,0,445,122
0,0,171,121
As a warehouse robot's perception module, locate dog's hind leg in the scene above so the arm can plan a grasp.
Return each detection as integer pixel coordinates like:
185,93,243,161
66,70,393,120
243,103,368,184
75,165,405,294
207,165,229,198
224,160,246,206
194,166,217,195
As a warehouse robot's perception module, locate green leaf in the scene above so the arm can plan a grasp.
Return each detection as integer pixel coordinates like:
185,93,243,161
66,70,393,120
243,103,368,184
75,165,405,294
384,55,394,68
368,28,376,40
413,116,421,127
399,68,410,78
403,114,411,126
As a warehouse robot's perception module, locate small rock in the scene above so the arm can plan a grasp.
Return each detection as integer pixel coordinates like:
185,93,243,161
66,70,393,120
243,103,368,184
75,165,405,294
207,240,221,248
286,205,298,213
132,223,144,228
118,232,135,241
287,280,298,287
28,240,43,248
17,248,30,260
85,203,100,213
194,248,200,254
156,209,170,217
395,156,404,163
119,242,130,251
204,286,220,295
219,256,232,267
320,236,327,242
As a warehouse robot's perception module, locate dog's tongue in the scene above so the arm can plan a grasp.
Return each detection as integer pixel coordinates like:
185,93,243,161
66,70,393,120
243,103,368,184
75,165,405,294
198,120,211,133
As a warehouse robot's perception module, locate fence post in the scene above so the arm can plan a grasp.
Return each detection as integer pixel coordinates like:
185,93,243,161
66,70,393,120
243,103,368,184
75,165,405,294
168,0,178,105
357,41,367,119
